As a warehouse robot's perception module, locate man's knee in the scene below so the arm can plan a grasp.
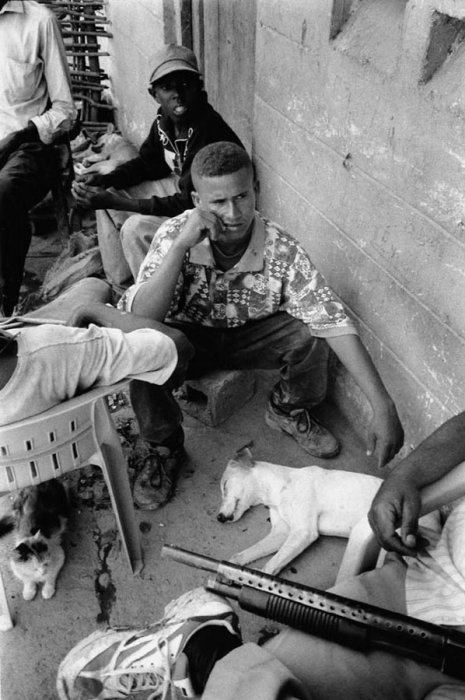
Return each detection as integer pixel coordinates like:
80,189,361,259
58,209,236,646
164,326,194,385
120,214,146,241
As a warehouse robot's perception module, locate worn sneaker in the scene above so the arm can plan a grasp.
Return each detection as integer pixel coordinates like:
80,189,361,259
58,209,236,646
57,587,241,700
133,444,187,510
265,401,340,458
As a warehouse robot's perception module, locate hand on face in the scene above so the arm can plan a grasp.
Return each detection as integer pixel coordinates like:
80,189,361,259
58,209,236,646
178,208,224,250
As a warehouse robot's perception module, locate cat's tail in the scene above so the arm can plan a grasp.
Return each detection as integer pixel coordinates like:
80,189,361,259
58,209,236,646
0,515,15,538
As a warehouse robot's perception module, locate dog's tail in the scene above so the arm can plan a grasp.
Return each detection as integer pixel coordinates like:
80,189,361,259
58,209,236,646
0,515,15,538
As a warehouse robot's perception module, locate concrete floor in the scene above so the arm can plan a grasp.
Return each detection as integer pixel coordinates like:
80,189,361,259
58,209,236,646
0,224,378,699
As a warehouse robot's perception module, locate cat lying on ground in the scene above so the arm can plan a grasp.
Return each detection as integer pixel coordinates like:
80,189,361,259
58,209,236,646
0,479,69,600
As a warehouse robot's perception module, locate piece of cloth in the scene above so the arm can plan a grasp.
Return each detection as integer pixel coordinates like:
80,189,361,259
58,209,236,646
129,312,330,444
406,497,465,626
0,323,178,426
96,175,179,287
203,643,311,700
0,143,55,313
120,210,358,338
203,556,465,700
97,93,243,218
0,1,76,143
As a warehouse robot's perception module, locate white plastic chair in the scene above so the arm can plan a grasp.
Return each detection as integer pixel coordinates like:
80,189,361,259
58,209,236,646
0,379,144,630
336,461,465,585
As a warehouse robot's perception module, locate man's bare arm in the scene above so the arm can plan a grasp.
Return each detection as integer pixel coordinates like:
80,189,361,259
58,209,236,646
368,411,465,555
130,209,222,319
327,334,404,467
67,301,193,364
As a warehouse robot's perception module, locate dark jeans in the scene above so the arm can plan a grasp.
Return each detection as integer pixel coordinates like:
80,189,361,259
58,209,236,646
0,143,55,314
130,311,329,444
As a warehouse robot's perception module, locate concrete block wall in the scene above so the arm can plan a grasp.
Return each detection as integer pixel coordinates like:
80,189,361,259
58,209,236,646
103,0,465,448
106,0,167,146
253,0,465,446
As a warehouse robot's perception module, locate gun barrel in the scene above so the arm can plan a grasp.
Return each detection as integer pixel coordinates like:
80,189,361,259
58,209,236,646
162,545,220,573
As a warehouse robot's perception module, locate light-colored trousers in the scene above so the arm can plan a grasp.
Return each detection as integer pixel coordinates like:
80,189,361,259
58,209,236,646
96,175,179,289
203,556,465,700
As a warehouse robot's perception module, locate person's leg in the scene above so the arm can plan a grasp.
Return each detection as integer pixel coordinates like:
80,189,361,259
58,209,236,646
220,312,339,457
223,312,329,407
95,204,133,289
56,587,242,700
203,644,311,700
22,277,113,322
130,323,225,509
119,174,180,279
96,174,179,290
263,556,464,700
0,143,54,314
120,213,167,279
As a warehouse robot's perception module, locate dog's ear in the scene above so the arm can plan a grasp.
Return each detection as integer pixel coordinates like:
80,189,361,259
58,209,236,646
234,446,255,468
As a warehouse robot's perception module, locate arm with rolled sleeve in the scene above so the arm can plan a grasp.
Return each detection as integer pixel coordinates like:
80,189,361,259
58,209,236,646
30,10,76,144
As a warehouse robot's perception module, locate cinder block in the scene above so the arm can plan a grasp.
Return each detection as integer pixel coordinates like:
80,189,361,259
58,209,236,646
177,370,256,427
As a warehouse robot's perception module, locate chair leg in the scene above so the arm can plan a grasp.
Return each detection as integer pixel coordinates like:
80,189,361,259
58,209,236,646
0,570,13,631
93,399,143,575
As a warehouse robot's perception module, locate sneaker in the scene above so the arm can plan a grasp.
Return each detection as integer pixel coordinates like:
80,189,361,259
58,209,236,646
265,401,340,458
133,444,187,510
57,587,241,700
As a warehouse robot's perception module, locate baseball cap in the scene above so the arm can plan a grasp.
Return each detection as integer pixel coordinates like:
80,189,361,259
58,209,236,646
149,44,201,85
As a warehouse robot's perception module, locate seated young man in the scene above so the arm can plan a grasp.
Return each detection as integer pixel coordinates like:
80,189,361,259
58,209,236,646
72,43,243,289
0,292,193,427
57,410,465,700
117,141,404,510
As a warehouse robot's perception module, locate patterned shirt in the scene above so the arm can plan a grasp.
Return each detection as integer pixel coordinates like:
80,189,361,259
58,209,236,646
120,211,358,338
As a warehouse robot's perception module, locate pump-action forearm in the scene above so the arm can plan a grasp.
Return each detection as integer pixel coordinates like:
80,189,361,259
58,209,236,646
162,545,465,681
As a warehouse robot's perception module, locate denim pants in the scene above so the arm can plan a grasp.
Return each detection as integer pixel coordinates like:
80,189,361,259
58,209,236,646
130,311,329,444
0,143,54,314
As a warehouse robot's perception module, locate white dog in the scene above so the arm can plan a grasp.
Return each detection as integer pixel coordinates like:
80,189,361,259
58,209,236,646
217,447,383,575
73,125,138,176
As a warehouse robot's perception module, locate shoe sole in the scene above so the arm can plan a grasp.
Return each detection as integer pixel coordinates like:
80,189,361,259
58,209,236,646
265,412,341,459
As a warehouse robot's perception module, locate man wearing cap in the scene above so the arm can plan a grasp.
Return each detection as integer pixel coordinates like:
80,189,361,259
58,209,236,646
73,43,243,291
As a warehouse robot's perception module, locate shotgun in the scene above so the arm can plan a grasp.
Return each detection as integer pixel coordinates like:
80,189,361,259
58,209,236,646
162,544,465,681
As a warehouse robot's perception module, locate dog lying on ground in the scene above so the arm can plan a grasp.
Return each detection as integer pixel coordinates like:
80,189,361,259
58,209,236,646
72,124,138,176
217,447,383,575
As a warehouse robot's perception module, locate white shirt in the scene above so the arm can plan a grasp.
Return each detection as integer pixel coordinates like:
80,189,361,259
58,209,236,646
0,324,178,426
0,1,76,143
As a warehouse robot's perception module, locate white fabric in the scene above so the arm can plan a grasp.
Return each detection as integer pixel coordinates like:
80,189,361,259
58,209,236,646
0,324,177,426
406,497,465,625
0,1,76,143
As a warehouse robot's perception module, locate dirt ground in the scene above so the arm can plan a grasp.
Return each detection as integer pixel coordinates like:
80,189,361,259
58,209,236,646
0,221,378,700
